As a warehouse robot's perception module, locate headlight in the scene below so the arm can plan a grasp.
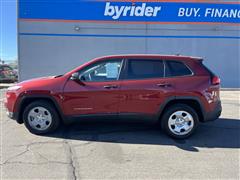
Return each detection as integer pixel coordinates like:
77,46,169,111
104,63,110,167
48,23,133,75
7,85,22,91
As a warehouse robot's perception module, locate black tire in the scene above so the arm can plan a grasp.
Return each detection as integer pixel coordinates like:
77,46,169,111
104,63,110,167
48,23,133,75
23,100,60,135
161,104,199,139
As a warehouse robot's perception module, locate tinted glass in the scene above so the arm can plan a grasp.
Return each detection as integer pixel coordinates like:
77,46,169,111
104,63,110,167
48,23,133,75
165,61,192,77
126,59,164,79
79,60,122,82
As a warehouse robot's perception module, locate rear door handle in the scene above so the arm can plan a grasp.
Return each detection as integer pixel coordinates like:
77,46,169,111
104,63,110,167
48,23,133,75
103,85,112,89
157,83,172,87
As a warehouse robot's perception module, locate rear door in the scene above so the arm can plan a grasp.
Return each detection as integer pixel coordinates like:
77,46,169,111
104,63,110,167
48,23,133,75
118,58,174,116
164,60,202,92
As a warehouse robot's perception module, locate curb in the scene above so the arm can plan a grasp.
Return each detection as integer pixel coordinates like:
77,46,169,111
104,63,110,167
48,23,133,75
221,88,240,91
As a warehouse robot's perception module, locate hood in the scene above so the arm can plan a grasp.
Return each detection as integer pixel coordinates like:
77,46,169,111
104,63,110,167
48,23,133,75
16,75,66,91
18,76,56,86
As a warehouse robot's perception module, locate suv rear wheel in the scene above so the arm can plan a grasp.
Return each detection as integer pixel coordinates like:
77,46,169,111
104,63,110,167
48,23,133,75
23,100,60,134
161,104,199,139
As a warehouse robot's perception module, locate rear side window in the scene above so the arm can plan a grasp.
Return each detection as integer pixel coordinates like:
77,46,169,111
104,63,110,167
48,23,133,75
165,61,192,77
126,59,164,79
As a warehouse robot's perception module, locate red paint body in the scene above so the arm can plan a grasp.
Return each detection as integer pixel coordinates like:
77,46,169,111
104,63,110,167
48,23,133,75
4,54,221,123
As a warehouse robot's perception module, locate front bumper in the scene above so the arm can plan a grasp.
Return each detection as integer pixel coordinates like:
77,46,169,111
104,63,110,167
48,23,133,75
6,110,14,119
4,98,18,121
5,108,22,123
203,100,222,122
5,107,17,120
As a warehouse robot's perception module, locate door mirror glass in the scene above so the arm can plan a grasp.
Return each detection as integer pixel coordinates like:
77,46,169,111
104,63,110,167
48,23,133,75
70,72,79,80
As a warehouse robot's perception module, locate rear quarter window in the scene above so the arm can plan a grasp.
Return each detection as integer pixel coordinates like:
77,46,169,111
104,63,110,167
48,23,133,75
165,61,193,77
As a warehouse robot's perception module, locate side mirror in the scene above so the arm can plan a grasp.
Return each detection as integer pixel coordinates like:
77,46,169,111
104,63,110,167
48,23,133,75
70,72,85,86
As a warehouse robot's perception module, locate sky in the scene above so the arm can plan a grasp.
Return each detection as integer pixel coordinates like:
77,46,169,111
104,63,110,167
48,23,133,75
0,0,17,62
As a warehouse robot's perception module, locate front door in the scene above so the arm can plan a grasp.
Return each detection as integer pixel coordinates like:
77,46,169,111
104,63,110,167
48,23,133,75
63,59,123,116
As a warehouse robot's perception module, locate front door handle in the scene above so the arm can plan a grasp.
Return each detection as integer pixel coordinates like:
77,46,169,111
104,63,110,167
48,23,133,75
157,83,172,87
103,85,118,89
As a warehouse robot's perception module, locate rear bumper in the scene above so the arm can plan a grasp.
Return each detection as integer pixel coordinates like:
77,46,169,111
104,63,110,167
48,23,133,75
203,101,222,122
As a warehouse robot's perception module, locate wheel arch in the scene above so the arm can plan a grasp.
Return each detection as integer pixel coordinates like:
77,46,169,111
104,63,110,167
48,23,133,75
158,96,205,122
16,95,65,124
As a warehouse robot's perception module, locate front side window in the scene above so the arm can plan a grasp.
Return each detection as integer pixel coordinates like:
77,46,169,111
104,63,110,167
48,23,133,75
126,59,164,80
79,59,122,82
165,61,192,77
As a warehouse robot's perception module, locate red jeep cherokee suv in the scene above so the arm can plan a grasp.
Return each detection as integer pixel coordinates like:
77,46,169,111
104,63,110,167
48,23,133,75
5,55,221,139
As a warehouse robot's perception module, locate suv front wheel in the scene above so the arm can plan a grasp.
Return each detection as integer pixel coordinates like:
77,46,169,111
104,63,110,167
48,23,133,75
161,104,199,139
23,100,60,134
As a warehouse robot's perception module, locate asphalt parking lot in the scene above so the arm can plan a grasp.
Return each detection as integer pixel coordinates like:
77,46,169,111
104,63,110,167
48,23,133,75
0,89,239,179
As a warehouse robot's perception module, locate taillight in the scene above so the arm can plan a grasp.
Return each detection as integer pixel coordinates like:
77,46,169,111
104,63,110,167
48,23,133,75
212,76,220,85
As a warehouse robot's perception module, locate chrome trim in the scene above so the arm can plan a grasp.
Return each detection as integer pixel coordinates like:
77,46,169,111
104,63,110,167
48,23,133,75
73,107,93,111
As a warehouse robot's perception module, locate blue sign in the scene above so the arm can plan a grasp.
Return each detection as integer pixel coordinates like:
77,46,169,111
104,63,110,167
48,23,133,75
19,0,240,25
